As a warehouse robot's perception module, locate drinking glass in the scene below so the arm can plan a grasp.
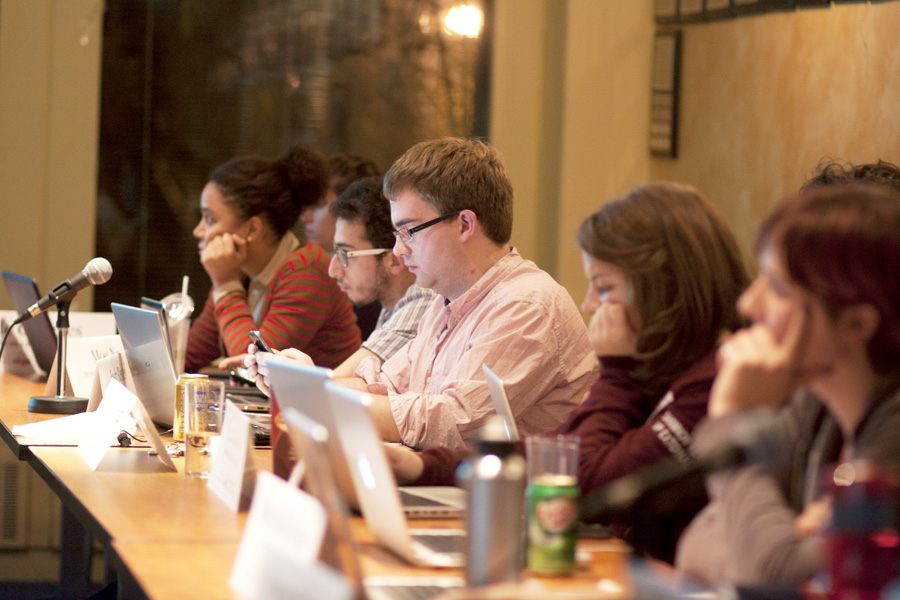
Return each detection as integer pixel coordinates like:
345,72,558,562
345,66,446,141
185,380,224,478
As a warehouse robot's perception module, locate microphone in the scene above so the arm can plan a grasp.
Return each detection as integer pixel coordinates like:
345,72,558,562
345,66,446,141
12,257,113,325
581,411,788,523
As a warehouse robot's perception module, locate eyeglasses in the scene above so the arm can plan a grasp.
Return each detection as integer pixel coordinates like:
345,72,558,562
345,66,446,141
332,246,391,268
392,211,461,244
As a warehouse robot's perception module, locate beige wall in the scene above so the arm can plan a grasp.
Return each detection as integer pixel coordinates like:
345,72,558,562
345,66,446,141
0,0,103,311
555,0,654,299
492,0,655,300
491,0,565,273
492,0,900,304
650,3,900,263
491,0,654,300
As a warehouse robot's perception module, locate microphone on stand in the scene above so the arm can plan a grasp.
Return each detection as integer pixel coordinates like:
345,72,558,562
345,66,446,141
21,258,114,415
13,258,112,326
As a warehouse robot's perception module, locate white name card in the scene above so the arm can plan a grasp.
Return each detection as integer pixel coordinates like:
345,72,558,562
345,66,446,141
129,387,177,472
89,351,137,412
67,335,124,398
77,378,138,471
248,558,352,600
229,471,329,599
208,399,257,512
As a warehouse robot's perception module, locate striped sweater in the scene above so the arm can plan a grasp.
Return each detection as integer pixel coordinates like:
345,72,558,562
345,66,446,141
185,244,361,371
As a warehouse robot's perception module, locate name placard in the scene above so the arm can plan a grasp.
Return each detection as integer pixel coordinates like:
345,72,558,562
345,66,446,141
129,388,177,472
67,335,124,398
77,378,138,471
228,472,330,599
208,400,257,512
89,347,135,412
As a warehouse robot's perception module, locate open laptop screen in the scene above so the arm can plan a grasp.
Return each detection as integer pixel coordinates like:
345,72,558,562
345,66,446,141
2,271,58,372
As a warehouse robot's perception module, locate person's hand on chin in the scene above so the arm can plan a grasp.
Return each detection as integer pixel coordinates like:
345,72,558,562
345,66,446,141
201,232,248,288
709,303,810,418
587,302,639,357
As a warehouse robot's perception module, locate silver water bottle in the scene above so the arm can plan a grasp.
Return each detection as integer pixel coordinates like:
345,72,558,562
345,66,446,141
456,416,527,587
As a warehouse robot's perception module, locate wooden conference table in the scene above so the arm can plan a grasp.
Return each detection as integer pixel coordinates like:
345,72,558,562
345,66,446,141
0,373,636,599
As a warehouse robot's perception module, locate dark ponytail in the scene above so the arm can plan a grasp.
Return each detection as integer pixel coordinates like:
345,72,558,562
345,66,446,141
208,146,328,239
275,145,329,227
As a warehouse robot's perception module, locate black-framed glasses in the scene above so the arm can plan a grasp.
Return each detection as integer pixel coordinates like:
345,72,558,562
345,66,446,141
332,246,391,268
392,211,461,244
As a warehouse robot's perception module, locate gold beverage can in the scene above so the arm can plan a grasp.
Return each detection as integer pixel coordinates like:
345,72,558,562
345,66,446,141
174,373,208,441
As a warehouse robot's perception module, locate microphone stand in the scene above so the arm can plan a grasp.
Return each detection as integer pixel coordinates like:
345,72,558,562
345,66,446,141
28,300,88,414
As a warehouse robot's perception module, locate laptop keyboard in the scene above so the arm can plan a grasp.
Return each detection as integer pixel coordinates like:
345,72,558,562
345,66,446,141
413,533,465,554
368,584,455,600
399,490,446,508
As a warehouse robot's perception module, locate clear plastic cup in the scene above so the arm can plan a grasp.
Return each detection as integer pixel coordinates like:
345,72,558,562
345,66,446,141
161,292,194,375
185,381,224,478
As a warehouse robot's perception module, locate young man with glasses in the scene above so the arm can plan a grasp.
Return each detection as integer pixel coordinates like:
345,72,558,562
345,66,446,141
325,177,436,376
295,153,383,340
347,138,596,449
250,138,596,449
247,177,436,383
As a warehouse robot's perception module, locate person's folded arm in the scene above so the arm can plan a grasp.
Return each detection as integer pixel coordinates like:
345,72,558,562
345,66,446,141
378,298,590,450
217,265,338,359
563,354,715,496
185,293,225,372
677,407,822,586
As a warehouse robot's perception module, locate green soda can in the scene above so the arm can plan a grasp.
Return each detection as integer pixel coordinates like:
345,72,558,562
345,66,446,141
525,473,580,575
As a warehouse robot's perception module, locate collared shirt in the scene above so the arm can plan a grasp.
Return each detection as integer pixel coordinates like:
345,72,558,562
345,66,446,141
355,247,598,450
212,231,301,323
362,283,437,361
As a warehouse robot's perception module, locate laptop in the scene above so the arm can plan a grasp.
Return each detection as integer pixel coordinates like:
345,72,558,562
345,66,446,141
111,302,173,354
110,302,177,426
140,297,174,365
282,407,464,600
2,271,59,373
264,357,356,502
265,355,465,518
482,364,520,442
324,381,466,568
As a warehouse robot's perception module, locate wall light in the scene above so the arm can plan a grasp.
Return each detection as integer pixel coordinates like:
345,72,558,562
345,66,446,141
444,4,482,38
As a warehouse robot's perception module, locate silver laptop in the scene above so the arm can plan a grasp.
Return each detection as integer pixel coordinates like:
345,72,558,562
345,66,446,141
282,408,464,600
110,302,177,426
266,355,465,519
482,364,520,442
324,381,466,568
2,271,58,373
111,302,172,353
265,357,356,503
140,297,174,365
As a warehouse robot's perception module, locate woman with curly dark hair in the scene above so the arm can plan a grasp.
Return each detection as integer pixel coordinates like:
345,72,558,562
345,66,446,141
186,146,360,372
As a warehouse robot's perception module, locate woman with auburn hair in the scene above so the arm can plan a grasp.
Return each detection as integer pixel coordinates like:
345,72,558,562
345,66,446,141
676,182,900,585
186,146,361,372
387,182,749,561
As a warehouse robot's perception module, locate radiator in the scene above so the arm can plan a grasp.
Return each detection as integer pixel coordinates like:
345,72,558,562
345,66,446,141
0,456,28,549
